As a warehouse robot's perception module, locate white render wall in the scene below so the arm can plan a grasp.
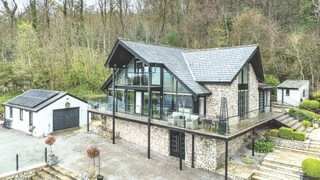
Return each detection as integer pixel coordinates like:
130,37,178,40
37,94,90,135
277,82,309,106
5,94,90,136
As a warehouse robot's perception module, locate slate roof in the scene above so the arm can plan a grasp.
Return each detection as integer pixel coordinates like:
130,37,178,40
258,83,275,90
105,39,262,96
277,80,309,89
120,40,208,95
2,89,85,112
183,45,258,82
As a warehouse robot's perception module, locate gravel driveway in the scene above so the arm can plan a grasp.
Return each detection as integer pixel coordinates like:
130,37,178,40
0,127,228,180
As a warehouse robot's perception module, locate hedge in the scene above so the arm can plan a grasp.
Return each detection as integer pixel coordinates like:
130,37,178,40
279,127,293,139
302,158,320,178
289,108,313,123
293,131,306,141
270,129,279,137
300,100,320,109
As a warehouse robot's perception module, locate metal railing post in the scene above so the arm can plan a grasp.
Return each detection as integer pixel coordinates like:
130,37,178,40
16,154,18,171
296,108,299,120
45,147,47,163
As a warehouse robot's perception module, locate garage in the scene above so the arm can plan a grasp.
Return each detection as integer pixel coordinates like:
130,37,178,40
53,107,79,131
2,89,90,136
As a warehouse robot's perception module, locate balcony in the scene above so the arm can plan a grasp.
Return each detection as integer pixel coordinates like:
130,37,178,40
88,98,283,138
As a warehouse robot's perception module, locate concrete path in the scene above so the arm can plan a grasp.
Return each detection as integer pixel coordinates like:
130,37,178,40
0,127,227,180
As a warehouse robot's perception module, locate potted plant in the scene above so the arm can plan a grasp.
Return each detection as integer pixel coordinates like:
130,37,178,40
45,136,58,166
243,137,248,142
86,146,101,179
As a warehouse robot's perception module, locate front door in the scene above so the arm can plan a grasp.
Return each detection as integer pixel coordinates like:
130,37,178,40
170,130,185,159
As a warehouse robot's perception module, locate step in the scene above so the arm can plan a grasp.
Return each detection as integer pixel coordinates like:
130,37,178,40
263,156,302,170
275,146,320,158
38,171,58,180
51,164,80,179
277,115,289,122
310,141,320,146
260,166,300,179
253,170,287,180
31,175,44,180
296,126,305,132
261,161,301,174
43,167,71,180
252,175,273,180
291,123,302,130
286,120,299,127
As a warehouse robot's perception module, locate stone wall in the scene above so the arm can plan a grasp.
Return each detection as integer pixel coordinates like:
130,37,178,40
248,63,259,112
205,76,238,123
105,117,170,156
184,133,248,172
0,163,46,180
272,137,309,151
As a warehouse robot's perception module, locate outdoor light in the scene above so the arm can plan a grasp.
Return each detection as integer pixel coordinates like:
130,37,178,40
114,63,117,68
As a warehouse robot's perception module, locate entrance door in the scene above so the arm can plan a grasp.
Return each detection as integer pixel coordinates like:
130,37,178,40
170,130,185,159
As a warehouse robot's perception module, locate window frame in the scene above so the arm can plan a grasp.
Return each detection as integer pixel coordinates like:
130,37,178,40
286,89,290,96
9,107,13,118
303,90,306,97
20,109,23,121
29,112,33,125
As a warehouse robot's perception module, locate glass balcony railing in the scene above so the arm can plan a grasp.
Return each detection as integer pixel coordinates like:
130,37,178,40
88,98,283,137
116,74,150,86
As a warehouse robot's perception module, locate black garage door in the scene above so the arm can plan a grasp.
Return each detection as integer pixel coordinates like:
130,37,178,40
53,107,79,131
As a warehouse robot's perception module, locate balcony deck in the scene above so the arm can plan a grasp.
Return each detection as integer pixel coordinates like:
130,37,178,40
87,107,283,140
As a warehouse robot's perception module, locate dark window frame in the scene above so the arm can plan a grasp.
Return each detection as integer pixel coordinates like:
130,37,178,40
286,89,290,96
10,107,13,118
20,109,23,121
29,112,33,126
303,90,306,97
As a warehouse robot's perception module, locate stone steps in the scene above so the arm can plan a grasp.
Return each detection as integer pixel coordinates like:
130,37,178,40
261,161,301,175
31,175,44,180
259,166,299,180
252,170,288,180
275,146,320,158
309,145,320,151
51,164,81,180
34,165,81,180
291,123,302,130
38,171,60,180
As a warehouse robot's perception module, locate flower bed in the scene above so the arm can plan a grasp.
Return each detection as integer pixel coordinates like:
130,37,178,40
272,136,309,151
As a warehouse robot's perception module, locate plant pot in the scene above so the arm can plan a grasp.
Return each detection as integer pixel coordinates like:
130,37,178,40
47,155,58,166
97,175,104,180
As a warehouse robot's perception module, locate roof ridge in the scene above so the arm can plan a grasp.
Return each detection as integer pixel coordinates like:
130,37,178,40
182,44,258,53
118,38,188,50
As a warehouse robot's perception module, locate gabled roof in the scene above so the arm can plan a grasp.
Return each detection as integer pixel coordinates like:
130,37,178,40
183,45,259,83
277,80,309,89
104,39,264,96
2,89,86,112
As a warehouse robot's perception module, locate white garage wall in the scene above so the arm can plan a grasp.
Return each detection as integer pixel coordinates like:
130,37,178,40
299,82,309,102
4,106,36,134
277,89,300,106
37,94,90,135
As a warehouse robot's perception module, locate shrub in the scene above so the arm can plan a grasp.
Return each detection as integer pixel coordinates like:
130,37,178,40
300,100,310,108
248,139,275,153
265,132,271,142
310,100,320,109
289,108,314,122
313,90,320,99
293,131,306,141
302,158,320,178
302,120,311,132
243,157,255,164
270,129,279,137
279,127,293,139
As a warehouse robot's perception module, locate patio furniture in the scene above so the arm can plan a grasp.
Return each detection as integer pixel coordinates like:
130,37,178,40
168,112,179,126
202,119,213,132
186,115,199,130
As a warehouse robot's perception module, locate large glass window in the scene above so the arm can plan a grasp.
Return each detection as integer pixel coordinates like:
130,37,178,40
152,67,160,85
164,69,176,92
238,63,248,85
178,82,189,93
116,90,125,112
143,92,149,116
199,97,205,115
164,93,176,111
152,92,161,118
177,95,192,118
128,90,134,113
239,90,248,117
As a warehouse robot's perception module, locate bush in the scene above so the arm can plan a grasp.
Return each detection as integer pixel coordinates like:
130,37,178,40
302,120,311,132
289,108,314,123
313,90,320,99
248,139,275,153
293,131,306,141
279,127,293,139
270,129,279,137
300,100,320,109
265,132,271,142
302,158,320,178
243,157,255,164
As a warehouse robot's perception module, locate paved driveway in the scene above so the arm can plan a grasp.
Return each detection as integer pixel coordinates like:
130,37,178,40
0,127,227,180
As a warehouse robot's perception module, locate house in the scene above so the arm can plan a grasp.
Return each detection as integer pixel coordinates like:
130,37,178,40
277,80,309,106
88,39,279,179
2,89,89,136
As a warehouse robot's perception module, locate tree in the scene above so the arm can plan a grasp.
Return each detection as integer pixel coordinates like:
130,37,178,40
30,0,38,29
1,0,18,28
302,120,311,132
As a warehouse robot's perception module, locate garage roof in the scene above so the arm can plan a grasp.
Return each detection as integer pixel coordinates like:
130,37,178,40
2,89,86,112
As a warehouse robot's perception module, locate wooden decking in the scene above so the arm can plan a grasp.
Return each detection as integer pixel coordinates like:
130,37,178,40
88,108,283,140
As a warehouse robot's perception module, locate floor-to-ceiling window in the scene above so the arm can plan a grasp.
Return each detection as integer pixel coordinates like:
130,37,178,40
238,63,248,117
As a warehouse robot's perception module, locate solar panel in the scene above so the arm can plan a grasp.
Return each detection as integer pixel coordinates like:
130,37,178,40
9,90,58,108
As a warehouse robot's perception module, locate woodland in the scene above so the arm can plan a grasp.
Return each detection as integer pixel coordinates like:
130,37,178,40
0,0,320,113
